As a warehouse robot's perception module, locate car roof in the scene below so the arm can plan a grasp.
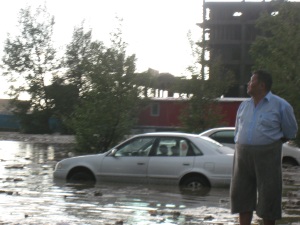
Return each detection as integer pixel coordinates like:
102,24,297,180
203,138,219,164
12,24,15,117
207,127,235,131
115,132,210,149
134,132,201,138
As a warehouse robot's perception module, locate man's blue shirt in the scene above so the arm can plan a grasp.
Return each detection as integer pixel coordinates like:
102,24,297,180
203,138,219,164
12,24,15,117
235,92,298,145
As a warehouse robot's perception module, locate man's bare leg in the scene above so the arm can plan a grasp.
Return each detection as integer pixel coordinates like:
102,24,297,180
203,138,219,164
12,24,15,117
239,211,253,225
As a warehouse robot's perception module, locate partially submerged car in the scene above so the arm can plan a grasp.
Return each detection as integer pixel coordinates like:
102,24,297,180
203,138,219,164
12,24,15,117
200,127,300,167
54,132,234,189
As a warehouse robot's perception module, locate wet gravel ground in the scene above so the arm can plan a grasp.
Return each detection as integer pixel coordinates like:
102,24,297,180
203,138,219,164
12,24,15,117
0,132,299,225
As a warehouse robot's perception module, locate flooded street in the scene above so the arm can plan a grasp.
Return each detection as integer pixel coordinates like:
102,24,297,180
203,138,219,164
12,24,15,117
0,139,300,224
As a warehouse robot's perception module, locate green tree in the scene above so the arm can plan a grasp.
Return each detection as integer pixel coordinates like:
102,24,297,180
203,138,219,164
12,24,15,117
1,5,60,133
45,82,79,133
45,24,106,134
250,1,300,144
63,23,105,95
179,32,235,133
71,23,142,152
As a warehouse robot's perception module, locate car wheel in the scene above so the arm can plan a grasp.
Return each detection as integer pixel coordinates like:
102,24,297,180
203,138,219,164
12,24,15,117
282,157,299,167
67,169,96,184
181,176,210,190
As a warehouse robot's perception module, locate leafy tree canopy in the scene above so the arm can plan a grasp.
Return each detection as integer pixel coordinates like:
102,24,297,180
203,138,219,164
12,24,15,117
69,21,143,152
1,5,60,133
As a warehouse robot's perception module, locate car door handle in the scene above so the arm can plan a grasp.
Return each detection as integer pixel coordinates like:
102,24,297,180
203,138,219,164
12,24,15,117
183,163,190,166
137,163,145,165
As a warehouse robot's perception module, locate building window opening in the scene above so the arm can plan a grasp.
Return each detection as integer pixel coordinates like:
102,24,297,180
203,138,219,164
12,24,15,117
233,12,242,17
151,103,160,117
205,8,210,20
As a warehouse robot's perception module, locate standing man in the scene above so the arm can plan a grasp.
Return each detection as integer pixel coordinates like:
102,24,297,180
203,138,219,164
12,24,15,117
230,70,298,225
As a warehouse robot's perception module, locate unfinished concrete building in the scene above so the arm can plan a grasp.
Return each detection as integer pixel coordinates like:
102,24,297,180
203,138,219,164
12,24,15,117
201,0,275,97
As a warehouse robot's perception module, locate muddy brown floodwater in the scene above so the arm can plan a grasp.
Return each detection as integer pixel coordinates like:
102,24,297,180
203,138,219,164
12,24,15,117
0,135,299,225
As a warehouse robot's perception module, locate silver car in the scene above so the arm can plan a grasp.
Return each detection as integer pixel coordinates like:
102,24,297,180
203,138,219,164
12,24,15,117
53,132,234,189
199,127,300,167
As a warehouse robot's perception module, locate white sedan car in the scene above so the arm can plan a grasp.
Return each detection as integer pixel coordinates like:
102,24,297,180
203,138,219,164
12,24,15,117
199,127,300,167
54,132,234,189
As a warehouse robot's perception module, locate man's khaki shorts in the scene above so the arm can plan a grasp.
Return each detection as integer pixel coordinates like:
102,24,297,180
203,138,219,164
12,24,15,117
230,141,283,220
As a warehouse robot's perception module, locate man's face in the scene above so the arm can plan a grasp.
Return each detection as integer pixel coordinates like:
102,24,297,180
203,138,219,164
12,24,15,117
247,74,263,96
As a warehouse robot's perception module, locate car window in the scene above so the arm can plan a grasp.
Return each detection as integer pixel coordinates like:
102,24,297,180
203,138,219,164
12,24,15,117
210,130,235,144
115,137,155,156
153,137,202,156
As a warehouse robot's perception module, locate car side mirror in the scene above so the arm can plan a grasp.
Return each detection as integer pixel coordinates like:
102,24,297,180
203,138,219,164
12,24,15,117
110,148,117,156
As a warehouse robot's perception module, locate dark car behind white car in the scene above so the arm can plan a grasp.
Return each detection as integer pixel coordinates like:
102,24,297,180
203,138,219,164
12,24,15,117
54,132,234,189
200,127,300,167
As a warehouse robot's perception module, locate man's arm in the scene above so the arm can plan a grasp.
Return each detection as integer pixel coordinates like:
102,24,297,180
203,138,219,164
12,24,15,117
281,103,298,140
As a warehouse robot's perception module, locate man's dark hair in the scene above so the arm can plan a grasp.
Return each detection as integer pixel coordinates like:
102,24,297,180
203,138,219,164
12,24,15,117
253,70,273,91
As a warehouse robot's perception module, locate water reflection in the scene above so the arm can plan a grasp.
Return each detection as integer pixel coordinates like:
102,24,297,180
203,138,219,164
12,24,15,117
53,182,232,224
0,140,299,224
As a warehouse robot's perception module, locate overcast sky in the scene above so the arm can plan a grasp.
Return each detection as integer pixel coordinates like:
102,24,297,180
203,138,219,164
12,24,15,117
0,0,203,98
